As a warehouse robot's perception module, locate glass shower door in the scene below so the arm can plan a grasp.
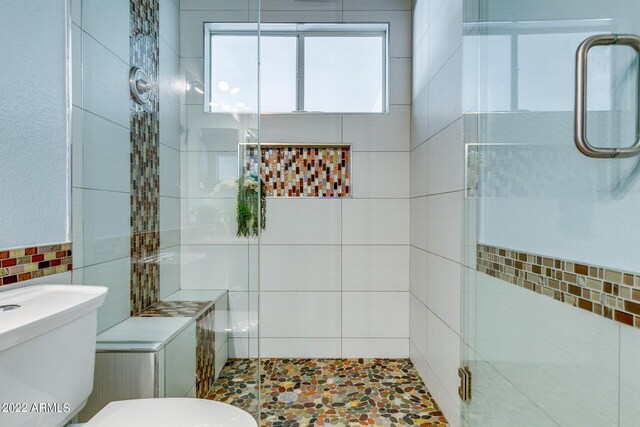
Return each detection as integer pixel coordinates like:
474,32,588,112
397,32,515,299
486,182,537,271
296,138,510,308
462,0,640,425
181,9,261,422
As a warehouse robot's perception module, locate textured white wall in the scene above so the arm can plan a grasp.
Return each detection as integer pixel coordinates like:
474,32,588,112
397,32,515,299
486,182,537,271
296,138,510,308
0,0,69,248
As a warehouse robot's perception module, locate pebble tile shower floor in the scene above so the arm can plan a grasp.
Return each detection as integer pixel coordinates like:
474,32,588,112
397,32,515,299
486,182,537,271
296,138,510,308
208,358,448,427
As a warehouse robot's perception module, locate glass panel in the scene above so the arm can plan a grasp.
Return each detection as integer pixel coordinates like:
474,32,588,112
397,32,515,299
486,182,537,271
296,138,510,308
304,36,384,112
210,35,296,113
188,28,261,421
174,18,262,426
261,36,297,112
462,1,640,426
209,35,259,113
73,0,263,420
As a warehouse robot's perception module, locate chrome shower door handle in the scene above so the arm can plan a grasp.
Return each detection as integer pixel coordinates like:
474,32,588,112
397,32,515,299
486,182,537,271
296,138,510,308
575,34,640,158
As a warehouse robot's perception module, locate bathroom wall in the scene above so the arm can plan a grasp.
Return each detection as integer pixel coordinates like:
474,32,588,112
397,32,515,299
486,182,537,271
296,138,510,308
0,0,69,251
410,0,464,426
0,0,73,288
71,0,181,332
0,0,72,291
157,0,182,300
179,0,411,359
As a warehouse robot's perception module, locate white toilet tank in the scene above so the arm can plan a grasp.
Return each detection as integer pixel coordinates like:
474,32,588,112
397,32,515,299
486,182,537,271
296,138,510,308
0,285,107,427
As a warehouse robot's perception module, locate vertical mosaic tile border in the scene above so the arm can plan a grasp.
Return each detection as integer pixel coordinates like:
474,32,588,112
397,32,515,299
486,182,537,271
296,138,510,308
477,243,640,328
130,0,160,315
196,305,216,398
0,243,72,286
244,145,351,197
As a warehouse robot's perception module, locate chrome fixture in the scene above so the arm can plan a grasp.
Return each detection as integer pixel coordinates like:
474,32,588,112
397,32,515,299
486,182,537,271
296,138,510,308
277,392,299,403
0,304,20,312
129,66,154,105
575,34,640,158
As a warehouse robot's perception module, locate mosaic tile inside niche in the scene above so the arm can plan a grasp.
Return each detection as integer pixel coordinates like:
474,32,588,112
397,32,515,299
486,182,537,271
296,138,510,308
244,145,351,197
196,305,216,398
209,358,448,427
0,243,72,286
477,243,640,328
130,0,160,316
135,301,210,318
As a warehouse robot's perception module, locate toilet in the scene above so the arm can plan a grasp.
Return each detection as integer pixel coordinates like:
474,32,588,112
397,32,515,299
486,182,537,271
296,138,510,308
0,285,257,427
69,398,257,427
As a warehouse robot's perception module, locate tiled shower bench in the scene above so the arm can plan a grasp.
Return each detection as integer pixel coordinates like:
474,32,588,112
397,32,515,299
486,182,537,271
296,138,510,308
78,290,229,422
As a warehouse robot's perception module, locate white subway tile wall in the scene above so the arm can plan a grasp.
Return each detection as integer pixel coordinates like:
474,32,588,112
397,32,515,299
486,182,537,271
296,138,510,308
72,0,181,332
410,1,464,426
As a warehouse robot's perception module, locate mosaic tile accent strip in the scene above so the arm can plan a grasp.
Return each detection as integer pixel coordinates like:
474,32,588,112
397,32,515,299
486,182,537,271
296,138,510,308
0,243,72,286
136,301,210,318
196,305,216,398
135,300,218,398
130,0,160,316
244,145,351,197
209,358,448,427
477,244,640,328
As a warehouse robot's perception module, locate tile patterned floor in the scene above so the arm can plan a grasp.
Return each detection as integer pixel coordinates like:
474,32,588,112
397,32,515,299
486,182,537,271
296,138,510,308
208,358,449,427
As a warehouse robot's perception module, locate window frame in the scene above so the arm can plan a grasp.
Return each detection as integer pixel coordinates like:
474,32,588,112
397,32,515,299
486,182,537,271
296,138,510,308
204,23,390,114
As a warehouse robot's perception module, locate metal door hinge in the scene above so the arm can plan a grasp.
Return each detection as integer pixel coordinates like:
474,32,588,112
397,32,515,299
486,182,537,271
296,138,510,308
458,366,472,401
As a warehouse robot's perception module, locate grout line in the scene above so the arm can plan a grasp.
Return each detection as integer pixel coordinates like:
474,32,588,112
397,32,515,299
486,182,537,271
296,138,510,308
259,336,409,340
340,197,344,357
72,186,130,195
410,116,463,153
259,290,410,293
74,255,131,271
159,141,181,152
410,341,463,416
77,108,130,131
409,189,464,199
426,43,463,87
409,244,463,266
80,29,129,67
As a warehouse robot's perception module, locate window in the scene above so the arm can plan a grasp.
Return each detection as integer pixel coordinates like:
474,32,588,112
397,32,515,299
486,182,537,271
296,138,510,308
204,23,389,114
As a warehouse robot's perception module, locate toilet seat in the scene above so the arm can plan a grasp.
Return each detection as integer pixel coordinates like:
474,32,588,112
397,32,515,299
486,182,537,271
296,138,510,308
82,398,258,427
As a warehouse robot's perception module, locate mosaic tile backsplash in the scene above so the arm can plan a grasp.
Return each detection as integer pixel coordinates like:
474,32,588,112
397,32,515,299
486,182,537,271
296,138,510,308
478,243,640,328
245,145,351,197
129,0,160,316
0,243,72,286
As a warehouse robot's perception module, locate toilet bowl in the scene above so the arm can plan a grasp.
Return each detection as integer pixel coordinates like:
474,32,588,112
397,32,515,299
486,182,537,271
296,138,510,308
0,285,257,427
70,398,257,427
